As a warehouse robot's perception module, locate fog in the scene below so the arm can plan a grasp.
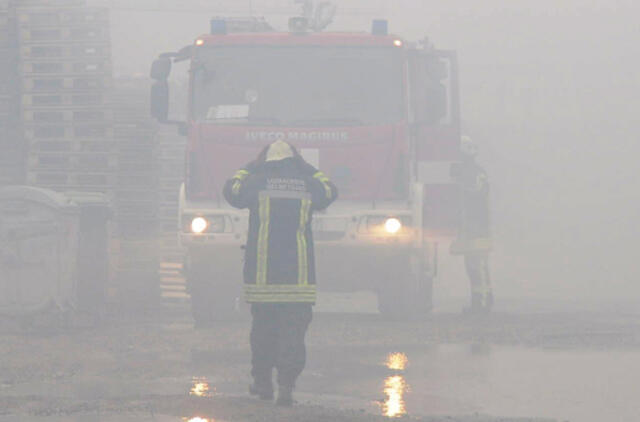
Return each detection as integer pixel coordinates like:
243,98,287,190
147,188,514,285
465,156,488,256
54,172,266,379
100,0,640,310
3,1,640,421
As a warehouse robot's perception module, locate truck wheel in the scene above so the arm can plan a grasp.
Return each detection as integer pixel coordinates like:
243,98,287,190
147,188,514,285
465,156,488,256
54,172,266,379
377,276,433,319
188,274,215,328
377,254,433,319
187,265,240,327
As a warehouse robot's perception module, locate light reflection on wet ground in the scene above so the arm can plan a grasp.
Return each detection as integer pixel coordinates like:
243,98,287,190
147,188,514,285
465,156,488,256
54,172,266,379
385,352,408,371
381,352,410,417
382,375,408,418
302,344,640,422
189,376,213,397
2,339,640,421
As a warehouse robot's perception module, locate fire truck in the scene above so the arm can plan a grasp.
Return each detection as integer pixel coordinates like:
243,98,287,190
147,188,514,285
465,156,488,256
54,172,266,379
150,9,463,323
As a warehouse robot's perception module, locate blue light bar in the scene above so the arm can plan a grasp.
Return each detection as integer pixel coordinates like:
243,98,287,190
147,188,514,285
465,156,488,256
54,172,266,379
372,19,388,36
210,19,227,35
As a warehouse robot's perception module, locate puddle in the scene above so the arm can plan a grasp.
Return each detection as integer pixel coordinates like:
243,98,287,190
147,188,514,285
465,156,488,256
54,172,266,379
365,345,640,421
300,344,640,421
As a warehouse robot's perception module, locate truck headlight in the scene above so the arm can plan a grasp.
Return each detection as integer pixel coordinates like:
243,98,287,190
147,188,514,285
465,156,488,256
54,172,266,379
384,217,402,234
363,215,410,235
184,215,227,234
191,217,208,234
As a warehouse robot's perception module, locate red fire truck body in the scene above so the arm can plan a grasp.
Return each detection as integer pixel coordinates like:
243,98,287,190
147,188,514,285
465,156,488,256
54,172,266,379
152,19,462,322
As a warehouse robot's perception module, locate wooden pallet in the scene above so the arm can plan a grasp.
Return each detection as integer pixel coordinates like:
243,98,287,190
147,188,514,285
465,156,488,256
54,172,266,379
19,43,110,60
20,60,111,76
114,218,159,238
27,170,117,187
115,188,157,201
115,201,159,218
22,74,111,92
27,150,117,171
14,0,85,8
22,107,113,123
22,91,105,106
117,172,158,188
18,25,109,44
16,7,107,27
113,126,157,140
23,123,113,139
29,137,117,153
158,218,179,234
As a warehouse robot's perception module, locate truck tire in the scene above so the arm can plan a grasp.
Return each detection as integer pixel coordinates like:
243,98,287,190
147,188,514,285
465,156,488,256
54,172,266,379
187,261,240,327
377,253,433,319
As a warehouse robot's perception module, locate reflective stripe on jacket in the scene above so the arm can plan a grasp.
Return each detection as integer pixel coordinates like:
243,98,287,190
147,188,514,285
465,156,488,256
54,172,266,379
223,157,337,303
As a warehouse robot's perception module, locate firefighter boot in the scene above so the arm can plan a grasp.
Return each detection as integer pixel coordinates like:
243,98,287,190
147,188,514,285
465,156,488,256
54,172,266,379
249,378,274,400
463,293,484,315
276,384,294,407
483,290,494,313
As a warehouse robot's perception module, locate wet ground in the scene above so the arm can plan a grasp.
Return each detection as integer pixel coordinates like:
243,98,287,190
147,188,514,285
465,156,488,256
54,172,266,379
1,304,640,422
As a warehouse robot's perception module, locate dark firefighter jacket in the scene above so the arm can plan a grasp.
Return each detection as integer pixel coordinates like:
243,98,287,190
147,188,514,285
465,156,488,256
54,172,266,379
453,160,491,254
223,157,338,304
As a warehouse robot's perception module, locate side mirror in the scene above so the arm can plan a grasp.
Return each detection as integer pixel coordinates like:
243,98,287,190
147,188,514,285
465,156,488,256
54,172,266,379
422,57,449,124
150,57,171,80
150,80,169,122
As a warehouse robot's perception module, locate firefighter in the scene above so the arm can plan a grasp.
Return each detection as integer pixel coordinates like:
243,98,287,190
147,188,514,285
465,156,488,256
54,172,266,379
451,136,493,313
223,140,337,406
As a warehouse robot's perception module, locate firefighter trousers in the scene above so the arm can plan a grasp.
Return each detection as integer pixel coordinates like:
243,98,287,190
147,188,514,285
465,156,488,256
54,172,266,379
464,252,493,310
250,303,313,390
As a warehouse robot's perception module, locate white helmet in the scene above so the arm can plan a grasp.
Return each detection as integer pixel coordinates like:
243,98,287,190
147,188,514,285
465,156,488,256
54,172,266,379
265,139,294,162
460,135,478,157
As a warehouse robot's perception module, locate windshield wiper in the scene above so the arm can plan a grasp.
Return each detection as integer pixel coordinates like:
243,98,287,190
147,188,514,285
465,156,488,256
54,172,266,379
289,117,363,127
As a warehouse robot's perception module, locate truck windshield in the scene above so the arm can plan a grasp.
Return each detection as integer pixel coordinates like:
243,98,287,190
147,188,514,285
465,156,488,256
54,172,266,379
192,46,404,126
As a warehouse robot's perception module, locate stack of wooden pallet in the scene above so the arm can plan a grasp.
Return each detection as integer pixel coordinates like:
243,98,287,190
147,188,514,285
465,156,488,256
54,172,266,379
110,76,161,306
156,124,187,309
15,0,115,194
0,0,23,186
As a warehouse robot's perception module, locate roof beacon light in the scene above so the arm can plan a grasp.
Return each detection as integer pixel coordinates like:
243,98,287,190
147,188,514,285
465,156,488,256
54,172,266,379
210,18,227,35
372,19,388,36
393,39,403,47
195,38,205,46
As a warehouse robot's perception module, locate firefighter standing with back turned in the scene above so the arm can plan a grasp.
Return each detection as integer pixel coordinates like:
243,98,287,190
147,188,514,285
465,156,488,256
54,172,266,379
451,136,494,313
223,140,337,406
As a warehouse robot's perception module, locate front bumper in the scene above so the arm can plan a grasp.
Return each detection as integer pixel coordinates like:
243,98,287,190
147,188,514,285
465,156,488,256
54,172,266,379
180,208,419,292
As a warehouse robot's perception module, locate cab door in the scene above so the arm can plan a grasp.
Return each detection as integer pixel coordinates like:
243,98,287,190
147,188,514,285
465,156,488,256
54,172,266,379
409,49,462,237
